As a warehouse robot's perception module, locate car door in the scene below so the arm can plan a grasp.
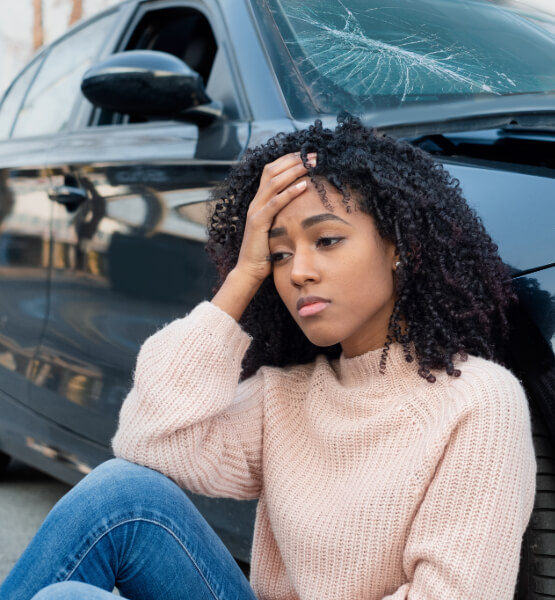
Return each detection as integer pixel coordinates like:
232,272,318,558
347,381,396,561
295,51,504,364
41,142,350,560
0,7,124,467
30,2,249,456
0,54,51,411
0,9,122,465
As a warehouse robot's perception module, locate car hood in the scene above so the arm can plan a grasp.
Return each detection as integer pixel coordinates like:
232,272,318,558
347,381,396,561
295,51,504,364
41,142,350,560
312,92,555,138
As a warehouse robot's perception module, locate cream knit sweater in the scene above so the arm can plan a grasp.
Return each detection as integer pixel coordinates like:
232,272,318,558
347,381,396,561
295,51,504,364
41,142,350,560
112,301,536,600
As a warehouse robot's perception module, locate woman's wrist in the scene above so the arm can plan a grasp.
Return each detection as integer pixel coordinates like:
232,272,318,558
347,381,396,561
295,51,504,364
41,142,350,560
211,268,265,322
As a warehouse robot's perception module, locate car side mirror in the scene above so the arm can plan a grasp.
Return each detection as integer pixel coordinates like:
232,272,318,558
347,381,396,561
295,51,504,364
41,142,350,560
81,50,222,122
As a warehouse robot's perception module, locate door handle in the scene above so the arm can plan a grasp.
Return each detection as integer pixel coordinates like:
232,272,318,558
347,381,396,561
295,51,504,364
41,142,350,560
48,185,88,208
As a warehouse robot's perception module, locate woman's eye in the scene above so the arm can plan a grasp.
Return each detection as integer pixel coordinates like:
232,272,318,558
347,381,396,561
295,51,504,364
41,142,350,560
269,252,291,264
316,236,344,248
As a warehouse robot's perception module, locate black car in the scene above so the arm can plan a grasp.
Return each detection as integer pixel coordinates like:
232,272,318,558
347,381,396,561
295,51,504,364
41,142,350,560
0,0,554,595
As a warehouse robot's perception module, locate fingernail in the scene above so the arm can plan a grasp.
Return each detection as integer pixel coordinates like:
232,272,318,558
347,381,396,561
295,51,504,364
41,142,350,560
296,180,307,189
293,152,301,156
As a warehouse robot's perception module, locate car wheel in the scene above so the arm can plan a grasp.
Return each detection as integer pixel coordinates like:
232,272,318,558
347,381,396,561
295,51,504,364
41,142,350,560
0,450,10,477
515,402,555,599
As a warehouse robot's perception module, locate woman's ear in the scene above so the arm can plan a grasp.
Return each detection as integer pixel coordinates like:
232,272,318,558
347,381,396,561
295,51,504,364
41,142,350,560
391,246,400,271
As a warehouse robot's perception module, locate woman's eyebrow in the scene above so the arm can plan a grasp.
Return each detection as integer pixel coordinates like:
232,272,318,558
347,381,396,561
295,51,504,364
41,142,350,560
301,213,351,229
269,214,350,238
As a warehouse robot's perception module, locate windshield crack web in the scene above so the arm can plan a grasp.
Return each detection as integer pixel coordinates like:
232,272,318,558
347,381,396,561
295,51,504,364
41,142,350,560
281,1,513,109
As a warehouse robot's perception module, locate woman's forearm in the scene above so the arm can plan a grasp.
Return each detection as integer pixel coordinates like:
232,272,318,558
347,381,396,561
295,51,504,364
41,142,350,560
111,302,264,498
211,268,264,322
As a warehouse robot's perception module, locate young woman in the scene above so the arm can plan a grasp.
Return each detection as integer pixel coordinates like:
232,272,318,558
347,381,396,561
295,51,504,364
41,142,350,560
1,116,536,600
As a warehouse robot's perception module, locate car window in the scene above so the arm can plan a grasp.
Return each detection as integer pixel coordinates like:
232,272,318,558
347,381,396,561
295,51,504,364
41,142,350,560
260,0,555,115
0,57,42,140
126,7,217,85
95,6,228,126
11,11,117,139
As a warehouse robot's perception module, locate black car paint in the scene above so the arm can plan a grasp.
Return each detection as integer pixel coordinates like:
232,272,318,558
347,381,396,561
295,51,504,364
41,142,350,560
0,0,554,564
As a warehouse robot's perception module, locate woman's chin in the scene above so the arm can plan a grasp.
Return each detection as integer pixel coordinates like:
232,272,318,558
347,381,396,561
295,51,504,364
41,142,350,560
301,329,342,349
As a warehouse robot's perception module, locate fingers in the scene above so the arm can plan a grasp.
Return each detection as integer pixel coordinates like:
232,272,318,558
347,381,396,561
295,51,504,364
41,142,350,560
260,152,316,186
232,152,316,285
255,179,307,225
249,152,316,213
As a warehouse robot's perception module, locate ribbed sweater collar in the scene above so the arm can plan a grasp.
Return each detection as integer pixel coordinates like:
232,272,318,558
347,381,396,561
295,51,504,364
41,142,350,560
335,342,417,392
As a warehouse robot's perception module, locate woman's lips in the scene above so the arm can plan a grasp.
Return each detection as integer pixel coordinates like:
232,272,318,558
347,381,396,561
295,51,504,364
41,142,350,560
296,297,331,317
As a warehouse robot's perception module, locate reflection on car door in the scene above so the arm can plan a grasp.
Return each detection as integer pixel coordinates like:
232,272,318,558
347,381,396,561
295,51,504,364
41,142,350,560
0,57,50,408
0,9,119,468
30,123,245,446
0,163,52,404
29,3,249,452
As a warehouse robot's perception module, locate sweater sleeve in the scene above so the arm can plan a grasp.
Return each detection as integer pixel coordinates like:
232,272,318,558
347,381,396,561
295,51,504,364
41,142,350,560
112,301,264,500
382,364,536,600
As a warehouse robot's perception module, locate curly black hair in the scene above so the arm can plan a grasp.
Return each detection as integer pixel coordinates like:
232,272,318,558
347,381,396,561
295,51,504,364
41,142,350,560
207,115,515,382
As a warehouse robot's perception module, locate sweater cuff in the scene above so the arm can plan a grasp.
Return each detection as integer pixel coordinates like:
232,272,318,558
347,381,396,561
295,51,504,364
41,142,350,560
187,301,252,356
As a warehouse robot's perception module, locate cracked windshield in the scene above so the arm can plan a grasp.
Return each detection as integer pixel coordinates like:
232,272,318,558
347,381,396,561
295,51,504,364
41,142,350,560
264,0,555,113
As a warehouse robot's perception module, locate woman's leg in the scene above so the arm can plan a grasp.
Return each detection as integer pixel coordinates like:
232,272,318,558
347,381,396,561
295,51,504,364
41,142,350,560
0,459,256,600
32,581,124,600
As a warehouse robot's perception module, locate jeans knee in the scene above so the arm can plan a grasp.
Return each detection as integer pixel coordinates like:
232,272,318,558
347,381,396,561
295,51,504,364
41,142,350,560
32,581,113,600
70,458,160,498
32,582,75,600
89,458,182,502
85,458,149,487
56,458,188,522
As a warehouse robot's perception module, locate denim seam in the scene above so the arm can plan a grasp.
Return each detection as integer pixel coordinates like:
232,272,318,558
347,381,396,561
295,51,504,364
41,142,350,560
64,517,220,599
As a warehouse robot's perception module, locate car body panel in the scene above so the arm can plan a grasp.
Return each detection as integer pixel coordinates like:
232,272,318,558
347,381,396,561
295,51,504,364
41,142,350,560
514,267,555,355
443,161,555,276
29,120,247,445
0,162,52,402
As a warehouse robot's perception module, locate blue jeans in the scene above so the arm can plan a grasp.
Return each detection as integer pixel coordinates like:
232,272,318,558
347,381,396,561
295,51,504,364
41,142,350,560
0,459,257,600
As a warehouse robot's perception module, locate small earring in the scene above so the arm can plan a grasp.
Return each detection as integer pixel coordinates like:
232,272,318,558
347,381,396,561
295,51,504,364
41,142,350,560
395,261,401,269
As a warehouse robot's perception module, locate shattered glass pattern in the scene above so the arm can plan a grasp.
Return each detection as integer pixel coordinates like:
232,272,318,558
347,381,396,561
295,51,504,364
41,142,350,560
267,0,555,112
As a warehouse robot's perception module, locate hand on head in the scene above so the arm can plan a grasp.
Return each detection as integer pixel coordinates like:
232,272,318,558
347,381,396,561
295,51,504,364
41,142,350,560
235,152,317,285
211,152,316,321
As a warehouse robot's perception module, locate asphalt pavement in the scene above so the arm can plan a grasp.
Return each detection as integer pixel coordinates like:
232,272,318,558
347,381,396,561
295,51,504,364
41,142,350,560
0,460,70,583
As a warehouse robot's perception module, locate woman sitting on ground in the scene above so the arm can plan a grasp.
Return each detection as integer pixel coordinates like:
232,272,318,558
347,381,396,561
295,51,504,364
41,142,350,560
1,115,536,600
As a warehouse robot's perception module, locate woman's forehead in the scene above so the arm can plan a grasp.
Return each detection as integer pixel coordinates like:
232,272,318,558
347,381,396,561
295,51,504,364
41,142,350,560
272,182,365,233
277,180,343,217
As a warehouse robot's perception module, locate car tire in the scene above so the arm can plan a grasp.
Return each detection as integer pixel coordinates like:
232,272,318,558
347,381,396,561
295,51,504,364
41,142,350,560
0,450,10,477
515,402,555,599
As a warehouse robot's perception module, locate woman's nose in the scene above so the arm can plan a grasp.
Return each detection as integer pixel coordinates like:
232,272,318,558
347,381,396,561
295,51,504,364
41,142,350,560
290,250,320,287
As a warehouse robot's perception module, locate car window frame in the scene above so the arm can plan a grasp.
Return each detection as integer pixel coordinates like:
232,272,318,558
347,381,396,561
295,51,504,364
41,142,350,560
7,6,123,141
247,0,317,120
0,53,46,141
